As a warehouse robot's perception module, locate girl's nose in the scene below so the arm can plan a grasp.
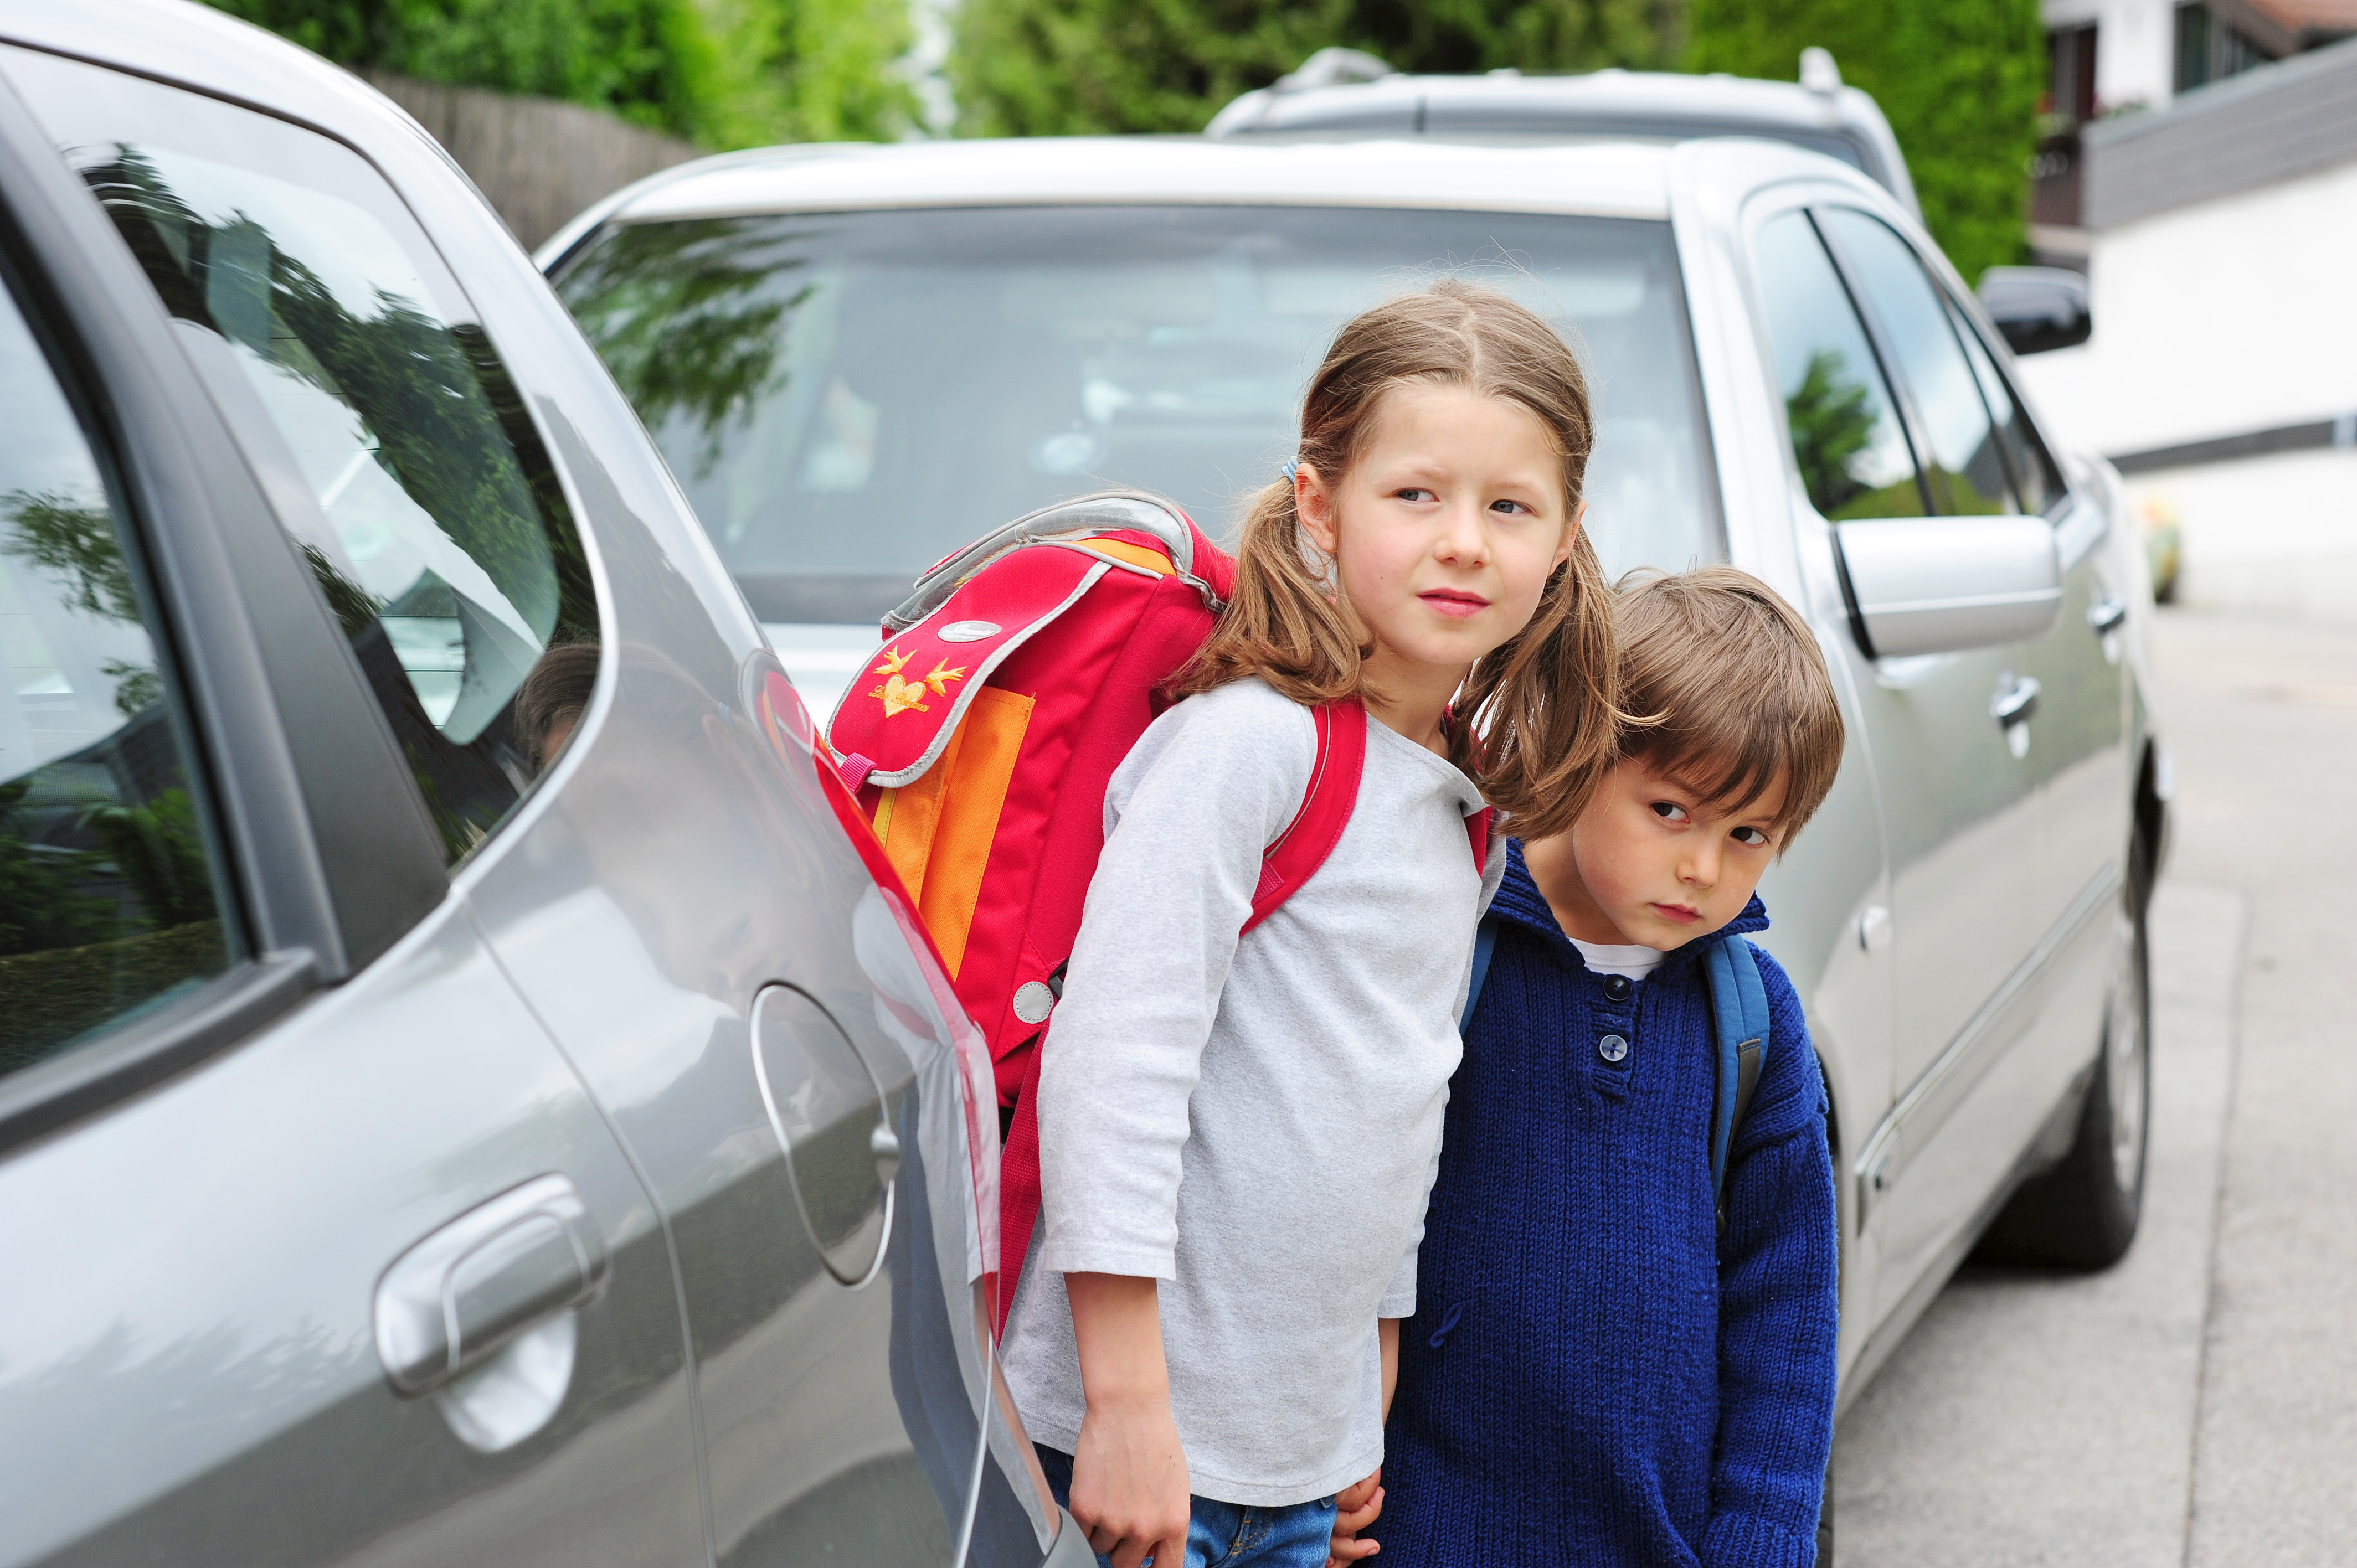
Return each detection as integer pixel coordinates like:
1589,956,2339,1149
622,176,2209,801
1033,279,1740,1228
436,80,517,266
1435,500,1489,565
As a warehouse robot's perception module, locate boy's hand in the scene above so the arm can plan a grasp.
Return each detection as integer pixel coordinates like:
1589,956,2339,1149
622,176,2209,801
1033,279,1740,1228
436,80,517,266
1326,1467,1383,1565
1067,1273,1192,1568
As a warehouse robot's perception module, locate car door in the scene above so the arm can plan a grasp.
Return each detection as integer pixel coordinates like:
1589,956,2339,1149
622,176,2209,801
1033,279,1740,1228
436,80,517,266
0,48,702,1568
1809,202,2139,1319
1945,291,2133,1086
1746,202,2049,1325
458,577,1054,1567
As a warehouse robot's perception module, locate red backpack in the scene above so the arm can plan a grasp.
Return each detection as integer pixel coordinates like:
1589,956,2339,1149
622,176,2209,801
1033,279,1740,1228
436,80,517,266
825,492,1487,1334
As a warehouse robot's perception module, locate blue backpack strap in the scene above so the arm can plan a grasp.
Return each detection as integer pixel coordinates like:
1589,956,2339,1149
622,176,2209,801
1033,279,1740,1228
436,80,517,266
1704,933,1772,1234
1459,918,1499,1037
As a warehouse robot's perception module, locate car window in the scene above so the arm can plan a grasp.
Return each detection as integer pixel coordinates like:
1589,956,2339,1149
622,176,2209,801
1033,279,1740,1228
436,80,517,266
1752,209,1926,521
553,205,1721,614
1943,293,2065,516
9,49,602,865
1818,209,2015,517
0,264,234,1079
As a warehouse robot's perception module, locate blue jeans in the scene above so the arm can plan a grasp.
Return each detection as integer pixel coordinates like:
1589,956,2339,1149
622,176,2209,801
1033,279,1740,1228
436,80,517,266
1035,1445,1337,1568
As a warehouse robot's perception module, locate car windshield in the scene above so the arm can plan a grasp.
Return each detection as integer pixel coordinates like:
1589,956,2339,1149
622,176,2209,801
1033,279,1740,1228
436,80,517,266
555,204,1719,625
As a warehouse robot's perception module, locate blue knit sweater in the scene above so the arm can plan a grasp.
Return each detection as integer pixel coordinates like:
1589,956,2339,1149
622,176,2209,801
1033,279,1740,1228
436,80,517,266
1381,842,1838,1568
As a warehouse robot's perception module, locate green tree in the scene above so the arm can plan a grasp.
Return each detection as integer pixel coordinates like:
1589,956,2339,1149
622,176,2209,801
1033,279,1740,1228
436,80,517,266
203,0,915,147
950,0,1682,137
1686,0,2042,285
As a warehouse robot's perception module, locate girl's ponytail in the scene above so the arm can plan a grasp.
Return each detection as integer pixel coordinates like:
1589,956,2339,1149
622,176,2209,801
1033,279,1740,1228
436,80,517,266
1170,459,1363,708
1453,524,1620,840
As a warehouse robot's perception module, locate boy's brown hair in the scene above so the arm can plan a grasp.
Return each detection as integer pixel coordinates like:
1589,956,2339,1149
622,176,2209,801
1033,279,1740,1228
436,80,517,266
1169,277,1619,840
1614,566,1844,847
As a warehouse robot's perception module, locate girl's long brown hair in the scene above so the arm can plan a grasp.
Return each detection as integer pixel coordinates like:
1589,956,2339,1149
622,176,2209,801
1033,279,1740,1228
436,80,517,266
1169,277,1619,839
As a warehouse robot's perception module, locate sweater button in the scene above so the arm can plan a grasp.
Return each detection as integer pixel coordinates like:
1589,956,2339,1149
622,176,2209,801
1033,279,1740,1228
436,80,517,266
1603,974,1632,1001
1597,1033,1629,1062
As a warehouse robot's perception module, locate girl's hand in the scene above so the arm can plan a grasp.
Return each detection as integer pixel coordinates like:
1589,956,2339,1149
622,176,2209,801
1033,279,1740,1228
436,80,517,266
1067,1273,1192,1568
1326,1467,1384,1565
1071,1391,1192,1568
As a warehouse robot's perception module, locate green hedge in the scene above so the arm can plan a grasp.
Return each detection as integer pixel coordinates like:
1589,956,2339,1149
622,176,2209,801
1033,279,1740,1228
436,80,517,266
949,0,2035,285
0,922,228,1078
204,0,917,147
1687,0,2044,285
949,0,1684,137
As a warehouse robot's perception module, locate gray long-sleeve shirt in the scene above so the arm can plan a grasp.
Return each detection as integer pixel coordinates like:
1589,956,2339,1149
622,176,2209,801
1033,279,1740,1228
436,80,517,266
1000,677,1504,1507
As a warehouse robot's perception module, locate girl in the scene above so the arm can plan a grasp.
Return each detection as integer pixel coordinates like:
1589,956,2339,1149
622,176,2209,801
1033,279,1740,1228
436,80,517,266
998,278,1617,1568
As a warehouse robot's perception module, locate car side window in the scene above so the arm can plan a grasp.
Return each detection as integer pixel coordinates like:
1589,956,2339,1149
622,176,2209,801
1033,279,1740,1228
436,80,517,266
1818,208,2016,518
11,49,602,866
0,264,234,1079
1943,292,2066,517
1752,209,1927,521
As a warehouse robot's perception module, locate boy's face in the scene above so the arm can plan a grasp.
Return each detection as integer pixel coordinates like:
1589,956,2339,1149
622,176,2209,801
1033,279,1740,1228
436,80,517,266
1550,754,1789,950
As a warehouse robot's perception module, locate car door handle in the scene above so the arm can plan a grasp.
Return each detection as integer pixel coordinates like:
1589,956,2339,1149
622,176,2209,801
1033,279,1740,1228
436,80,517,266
1990,675,2041,727
374,1174,609,1397
2087,594,2128,635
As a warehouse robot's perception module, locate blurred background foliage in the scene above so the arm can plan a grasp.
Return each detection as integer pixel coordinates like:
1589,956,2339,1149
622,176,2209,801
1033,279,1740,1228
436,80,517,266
948,0,1684,137
211,0,2035,276
202,0,917,145
1686,0,2042,286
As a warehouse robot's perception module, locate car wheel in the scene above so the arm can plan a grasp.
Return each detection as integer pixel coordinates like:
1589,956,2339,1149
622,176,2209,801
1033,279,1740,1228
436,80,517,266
1979,850,2152,1267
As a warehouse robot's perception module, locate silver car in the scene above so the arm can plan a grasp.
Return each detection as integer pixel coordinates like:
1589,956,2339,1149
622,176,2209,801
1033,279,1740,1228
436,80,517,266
0,3,1082,1564
544,133,2167,1417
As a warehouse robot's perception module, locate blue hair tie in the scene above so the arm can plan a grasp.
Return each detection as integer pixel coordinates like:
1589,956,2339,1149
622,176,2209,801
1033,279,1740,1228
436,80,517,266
1281,456,1300,484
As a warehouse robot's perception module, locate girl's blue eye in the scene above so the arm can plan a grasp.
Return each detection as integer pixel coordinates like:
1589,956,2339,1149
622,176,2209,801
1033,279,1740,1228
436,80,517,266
1397,487,1434,503
1489,498,1530,515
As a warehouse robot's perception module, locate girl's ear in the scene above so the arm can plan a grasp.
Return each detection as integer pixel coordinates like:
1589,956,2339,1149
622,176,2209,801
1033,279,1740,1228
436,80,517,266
1295,463,1340,556
1555,499,1587,571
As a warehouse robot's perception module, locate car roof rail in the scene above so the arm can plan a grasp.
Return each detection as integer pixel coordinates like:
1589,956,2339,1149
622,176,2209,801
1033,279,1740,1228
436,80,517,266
1272,47,1398,95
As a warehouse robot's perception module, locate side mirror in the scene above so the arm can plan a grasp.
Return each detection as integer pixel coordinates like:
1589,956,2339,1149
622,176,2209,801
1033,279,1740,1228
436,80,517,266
1834,516,2063,659
1977,266,2091,355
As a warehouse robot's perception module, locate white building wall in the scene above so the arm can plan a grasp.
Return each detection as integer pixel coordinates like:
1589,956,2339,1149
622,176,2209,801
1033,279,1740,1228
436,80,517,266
2040,0,2176,111
2018,154,2357,616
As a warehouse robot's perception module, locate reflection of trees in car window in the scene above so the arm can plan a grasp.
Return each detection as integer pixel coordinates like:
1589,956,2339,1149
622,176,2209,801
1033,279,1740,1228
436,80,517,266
1783,352,1929,522
1754,210,1928,523
0,286,229,1076
68,126,600,865
558,217,801,477
554,206,1725,619
1818,209,2015,520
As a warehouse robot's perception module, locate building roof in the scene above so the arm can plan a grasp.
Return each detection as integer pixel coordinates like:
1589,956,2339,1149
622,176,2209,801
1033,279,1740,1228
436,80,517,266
2085,33,2357,226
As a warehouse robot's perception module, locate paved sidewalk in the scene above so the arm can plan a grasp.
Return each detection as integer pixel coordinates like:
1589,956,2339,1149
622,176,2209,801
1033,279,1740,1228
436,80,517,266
1829,611,2357,1566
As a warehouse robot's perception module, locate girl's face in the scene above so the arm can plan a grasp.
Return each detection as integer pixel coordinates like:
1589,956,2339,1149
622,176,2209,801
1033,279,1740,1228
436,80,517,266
1297,381,1578,687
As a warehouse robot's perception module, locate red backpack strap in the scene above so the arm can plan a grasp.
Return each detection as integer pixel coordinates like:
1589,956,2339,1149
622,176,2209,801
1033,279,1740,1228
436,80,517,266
995,1044,1048,1338
1466,804,1494,875
1243,697,1368,935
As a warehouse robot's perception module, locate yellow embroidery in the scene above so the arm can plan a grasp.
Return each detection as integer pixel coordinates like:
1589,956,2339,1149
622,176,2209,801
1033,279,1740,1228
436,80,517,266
868,645,969,718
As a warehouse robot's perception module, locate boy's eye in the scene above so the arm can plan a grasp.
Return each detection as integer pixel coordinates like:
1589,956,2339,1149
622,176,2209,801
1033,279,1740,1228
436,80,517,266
1649,801,1689,823
1731,825,1771,847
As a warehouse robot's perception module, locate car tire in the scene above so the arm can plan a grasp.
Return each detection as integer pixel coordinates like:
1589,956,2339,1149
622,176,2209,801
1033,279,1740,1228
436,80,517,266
1978,844,2152,1268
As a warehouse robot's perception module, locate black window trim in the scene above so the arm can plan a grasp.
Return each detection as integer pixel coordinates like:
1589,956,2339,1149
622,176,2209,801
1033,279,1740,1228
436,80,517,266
0,58,446,1147
1815,200,2077,523
1769,203,1937,520
1807,204,1953,520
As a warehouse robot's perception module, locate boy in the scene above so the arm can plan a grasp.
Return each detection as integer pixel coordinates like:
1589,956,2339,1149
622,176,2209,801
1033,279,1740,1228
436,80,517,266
1354,565,1846,1567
